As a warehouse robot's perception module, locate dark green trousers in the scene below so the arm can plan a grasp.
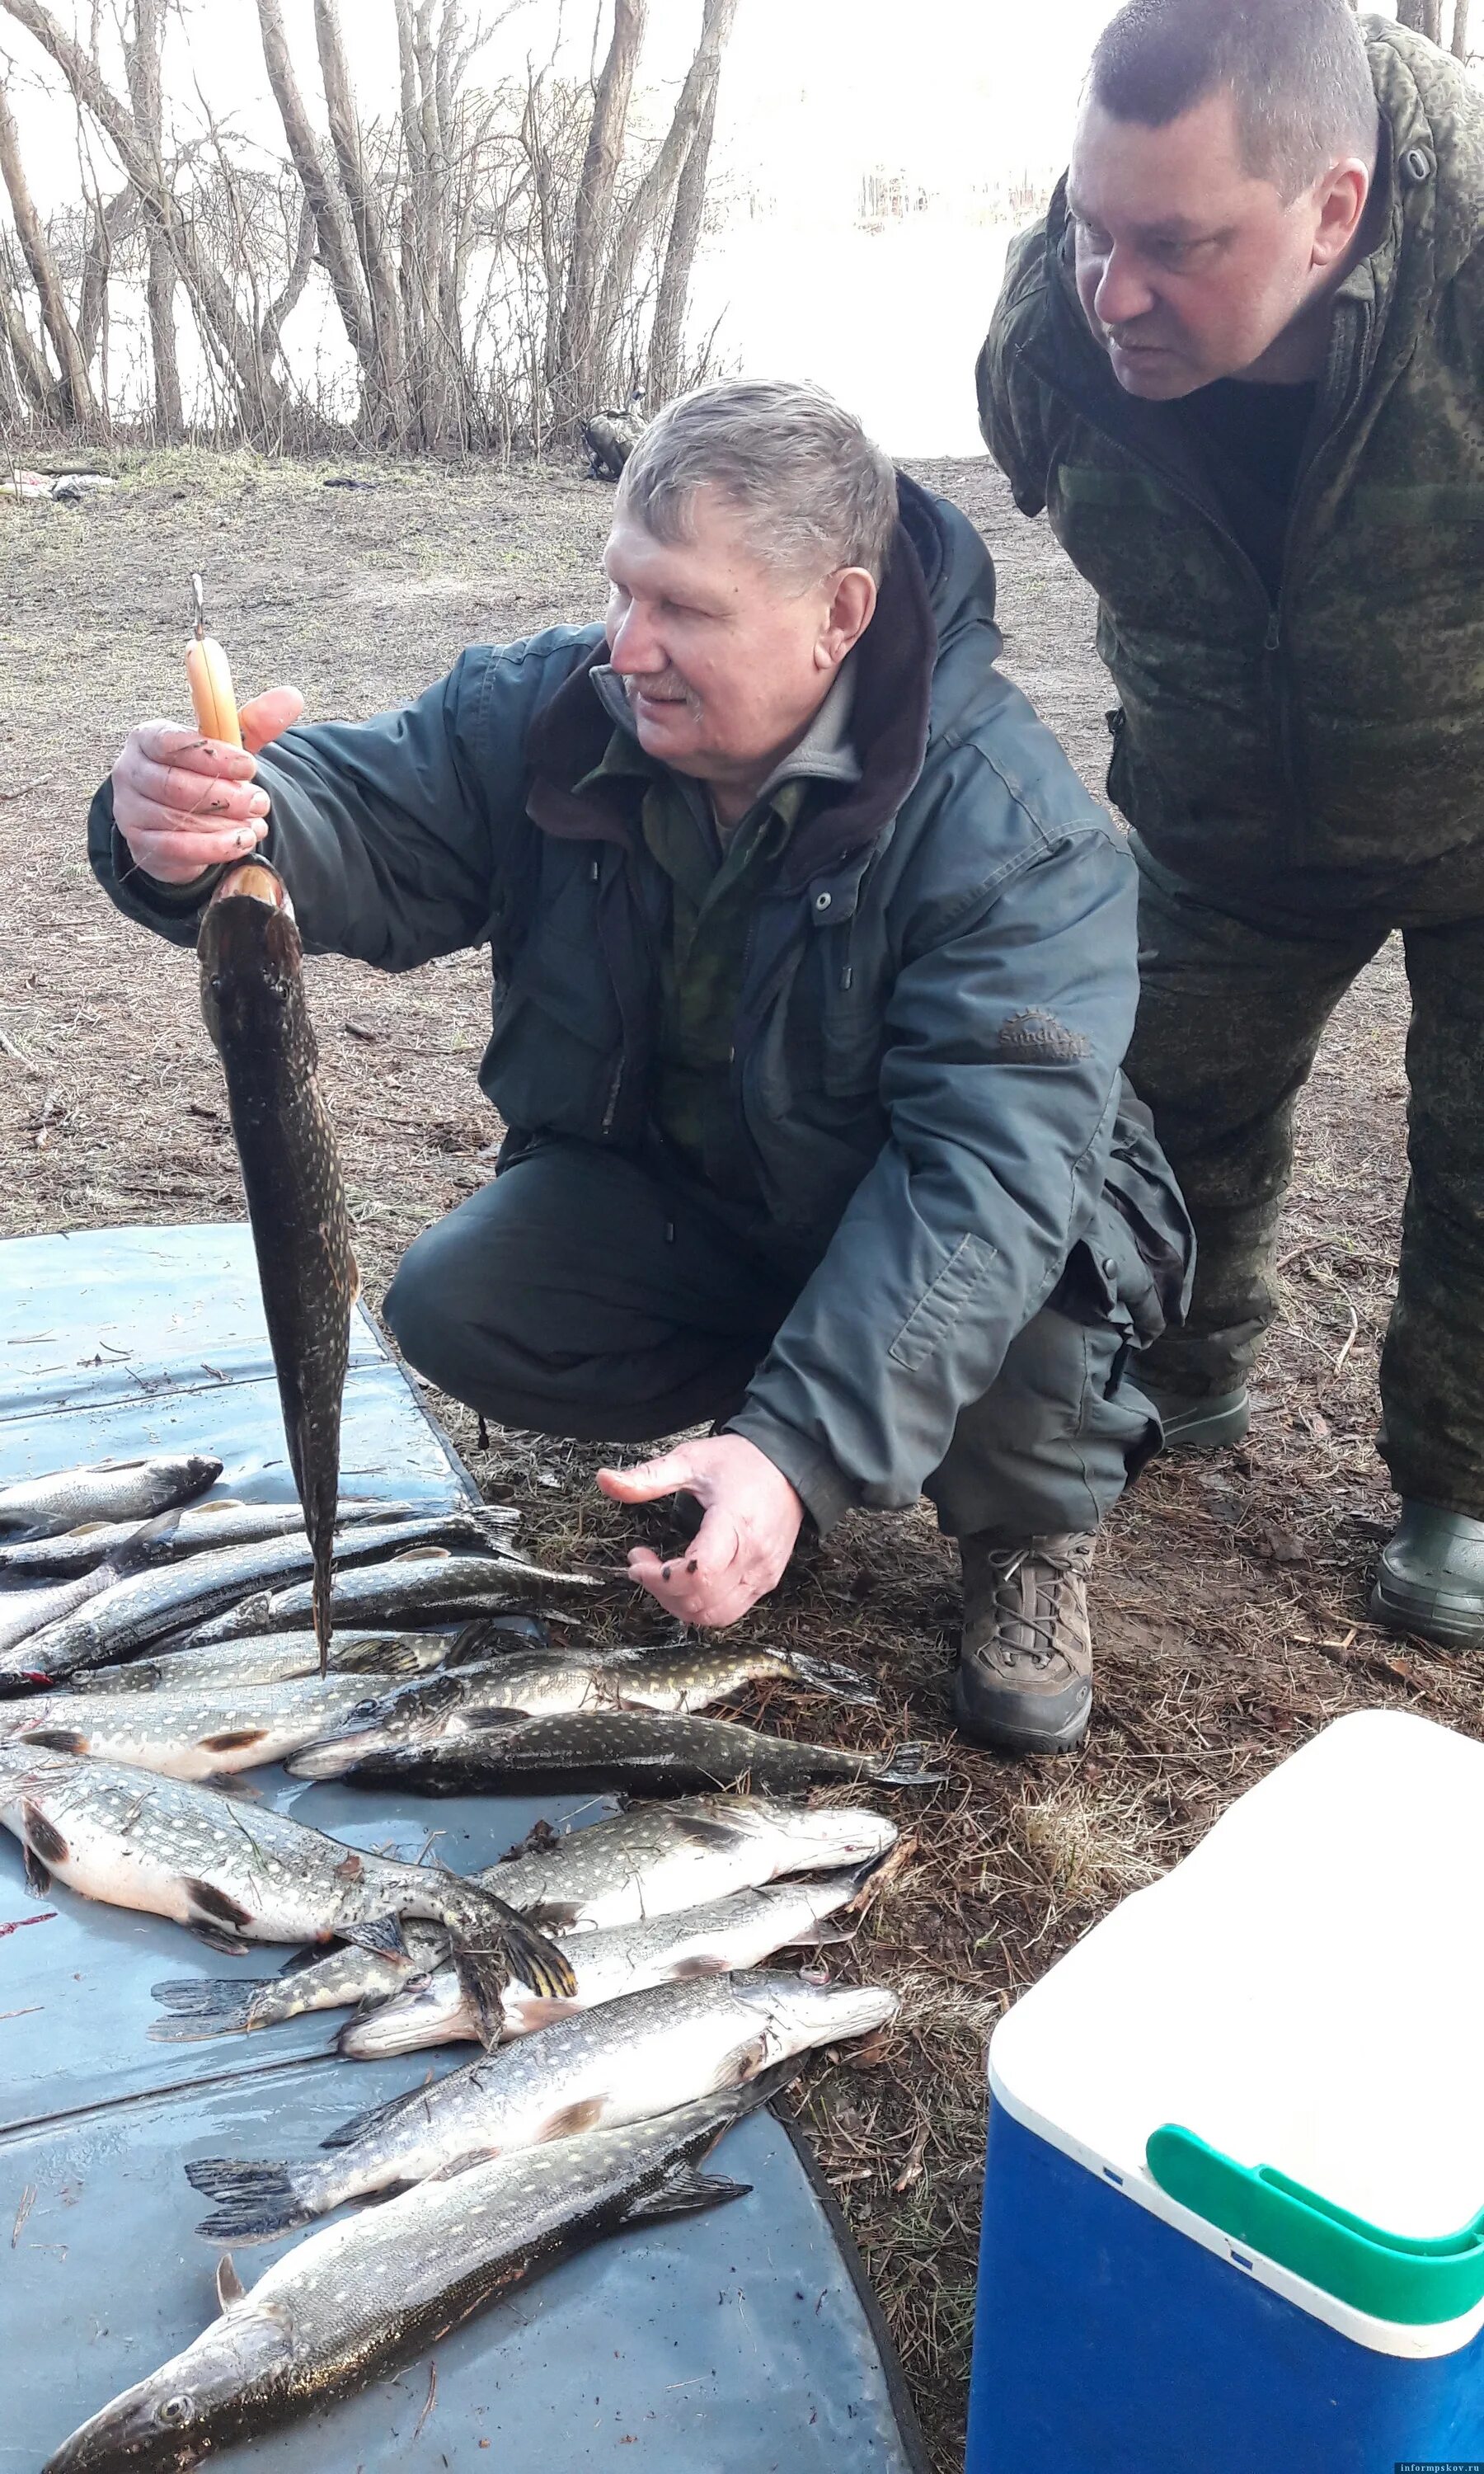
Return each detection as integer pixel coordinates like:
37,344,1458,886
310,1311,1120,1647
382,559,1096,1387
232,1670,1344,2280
1126,847,1484,1517
384,1137,1164,1543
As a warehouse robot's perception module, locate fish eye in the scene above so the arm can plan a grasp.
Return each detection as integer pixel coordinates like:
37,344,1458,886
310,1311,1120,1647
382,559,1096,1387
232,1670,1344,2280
157,2396,195,2427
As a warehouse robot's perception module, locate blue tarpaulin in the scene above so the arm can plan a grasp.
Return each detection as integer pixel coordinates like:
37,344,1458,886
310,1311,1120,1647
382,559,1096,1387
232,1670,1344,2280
0,1224,925,2473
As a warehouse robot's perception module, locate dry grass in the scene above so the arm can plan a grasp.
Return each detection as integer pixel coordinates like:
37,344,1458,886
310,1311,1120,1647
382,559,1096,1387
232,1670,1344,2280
0,445,1447,2472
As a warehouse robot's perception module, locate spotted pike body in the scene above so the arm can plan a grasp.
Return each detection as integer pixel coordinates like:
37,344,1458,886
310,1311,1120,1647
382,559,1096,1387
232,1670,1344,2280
0,1746,575,2032
0,1454,220,1542
199,862,355,1671
41,2077,785,2474
1,1674,392,1779
186,1972,897,2237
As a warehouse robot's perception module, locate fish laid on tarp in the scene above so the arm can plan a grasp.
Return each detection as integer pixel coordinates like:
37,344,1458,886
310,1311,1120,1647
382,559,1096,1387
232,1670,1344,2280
289,1639,878,1770
0,1539,149,1660
1,1511,509,1691
177,1547,599,1648
200,859,356,1672
0,1746,575,2031
68,1630,453,1696
187,1971,896,2238
2,1675,400,1780
0,1454,220,1542
291,1705,944,1795
41,2074,788,2474
0,1495,481,1579
148,1794,899,2039
340,1870,876,2058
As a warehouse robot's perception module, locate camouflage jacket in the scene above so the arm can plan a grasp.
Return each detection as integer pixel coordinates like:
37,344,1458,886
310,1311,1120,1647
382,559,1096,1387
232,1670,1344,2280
978,18,1484,921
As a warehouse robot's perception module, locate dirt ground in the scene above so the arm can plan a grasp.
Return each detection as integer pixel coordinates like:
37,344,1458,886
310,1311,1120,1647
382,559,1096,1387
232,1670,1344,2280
0,445,1444,2470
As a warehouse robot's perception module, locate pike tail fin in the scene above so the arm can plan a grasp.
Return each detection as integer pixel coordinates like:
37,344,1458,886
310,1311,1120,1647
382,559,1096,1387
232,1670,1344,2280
186,2156,322,2241
148,1975,284,2039
783,1649,880,1708
434,1879,578,2046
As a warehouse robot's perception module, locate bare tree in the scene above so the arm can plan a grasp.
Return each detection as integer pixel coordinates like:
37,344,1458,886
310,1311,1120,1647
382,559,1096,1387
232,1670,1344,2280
1396,0,1444,40
120,0,180,435
646,0,734,406
1453,0,1472,58
314,0,408,438
0,70,95,421
553,0,645,426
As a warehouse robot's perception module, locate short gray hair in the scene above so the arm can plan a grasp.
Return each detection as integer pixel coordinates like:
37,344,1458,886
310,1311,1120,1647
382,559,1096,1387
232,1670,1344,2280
617,379,899,582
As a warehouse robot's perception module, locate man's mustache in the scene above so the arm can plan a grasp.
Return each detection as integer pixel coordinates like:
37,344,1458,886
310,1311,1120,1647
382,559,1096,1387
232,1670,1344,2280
624,672,695,706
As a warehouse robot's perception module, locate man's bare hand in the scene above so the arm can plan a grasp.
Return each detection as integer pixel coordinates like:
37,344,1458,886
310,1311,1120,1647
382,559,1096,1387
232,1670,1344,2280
597,1433,804,1628
110,686,305,884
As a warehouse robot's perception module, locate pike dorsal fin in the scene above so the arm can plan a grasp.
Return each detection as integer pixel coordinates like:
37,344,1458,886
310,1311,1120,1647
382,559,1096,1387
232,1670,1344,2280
216,2253,247,2312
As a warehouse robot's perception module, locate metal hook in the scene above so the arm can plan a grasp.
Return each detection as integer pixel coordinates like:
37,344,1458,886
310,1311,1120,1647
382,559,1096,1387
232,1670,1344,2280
190,571,206,640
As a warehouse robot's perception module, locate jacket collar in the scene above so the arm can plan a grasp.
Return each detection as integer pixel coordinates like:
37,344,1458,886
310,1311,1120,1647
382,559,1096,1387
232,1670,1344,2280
524,487,936,893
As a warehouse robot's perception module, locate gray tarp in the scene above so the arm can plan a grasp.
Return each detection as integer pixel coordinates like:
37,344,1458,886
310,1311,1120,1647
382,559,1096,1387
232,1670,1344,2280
0,1224,925,2473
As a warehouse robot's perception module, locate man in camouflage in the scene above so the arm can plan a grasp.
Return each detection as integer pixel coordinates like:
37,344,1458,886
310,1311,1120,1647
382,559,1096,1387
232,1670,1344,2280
979,0,1484,1648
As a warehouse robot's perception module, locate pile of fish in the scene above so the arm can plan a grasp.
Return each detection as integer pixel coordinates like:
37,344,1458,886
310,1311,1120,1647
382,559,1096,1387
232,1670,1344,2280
4,1448,924,2468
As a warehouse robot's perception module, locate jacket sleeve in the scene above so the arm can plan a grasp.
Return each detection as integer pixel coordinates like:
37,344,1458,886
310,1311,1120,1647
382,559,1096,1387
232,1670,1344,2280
976,217,1056,520
87,628,594,970
726,798,1139,1531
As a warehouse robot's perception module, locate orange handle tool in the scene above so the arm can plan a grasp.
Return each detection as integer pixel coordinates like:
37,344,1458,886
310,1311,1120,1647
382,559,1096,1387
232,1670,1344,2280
186,571,242,750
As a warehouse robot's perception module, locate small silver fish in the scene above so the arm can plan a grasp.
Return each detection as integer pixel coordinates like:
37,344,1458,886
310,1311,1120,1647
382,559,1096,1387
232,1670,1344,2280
0,1496,472,1578
186,1972,898,2237
177,1548,600,1645
68,1630,452,1696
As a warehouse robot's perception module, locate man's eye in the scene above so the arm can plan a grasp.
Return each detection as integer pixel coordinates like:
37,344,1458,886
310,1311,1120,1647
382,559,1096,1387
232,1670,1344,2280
1076,218,1112,252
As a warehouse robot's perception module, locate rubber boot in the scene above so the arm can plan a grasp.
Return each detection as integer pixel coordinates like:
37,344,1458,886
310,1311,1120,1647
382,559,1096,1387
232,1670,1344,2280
1142,1384,1251,1451
1371,1502,1484,1652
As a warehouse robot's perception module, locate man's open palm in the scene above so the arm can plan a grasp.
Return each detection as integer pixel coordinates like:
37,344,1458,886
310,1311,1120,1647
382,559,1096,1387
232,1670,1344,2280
598,1433,803,1627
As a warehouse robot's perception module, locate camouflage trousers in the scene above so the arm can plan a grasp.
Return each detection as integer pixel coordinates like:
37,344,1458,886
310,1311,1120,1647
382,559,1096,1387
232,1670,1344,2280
1126,845,1484,1517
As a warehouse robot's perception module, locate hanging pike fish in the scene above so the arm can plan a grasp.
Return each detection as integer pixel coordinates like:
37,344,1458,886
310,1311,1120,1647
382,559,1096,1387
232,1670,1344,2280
199,857,355,1673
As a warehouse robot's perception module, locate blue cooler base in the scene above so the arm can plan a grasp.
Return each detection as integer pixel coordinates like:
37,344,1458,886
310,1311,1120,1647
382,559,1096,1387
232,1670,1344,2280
967,2102,1484,2474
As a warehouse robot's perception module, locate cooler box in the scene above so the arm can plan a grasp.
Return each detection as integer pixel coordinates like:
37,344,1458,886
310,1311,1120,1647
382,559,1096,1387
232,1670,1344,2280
966,1709,1484,2473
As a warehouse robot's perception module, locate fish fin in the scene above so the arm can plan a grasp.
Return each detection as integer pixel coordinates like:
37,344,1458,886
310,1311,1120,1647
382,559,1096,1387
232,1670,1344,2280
783,1650,880,1708
312,1541,332,1681
519,1898,583,1933
200,1728,270,1754
336,1639,419,1677
425,2147,500,2184
278,1942,336,1977
501,1992,580,2034
22,1804,69,1868
444,1620,500,1670
622,2167,753,2227
348,1247,360,1305
21,1844,51,1898
182,1878,255,1933
189,1923,256,1957
669,1951,735,1978
780,1921,857,1951
188,2158,315,2243
215,2254,247,2312
711,2031,771,2092
871,1743,949,1787
120,1509,184,1572
148,1978,275,2036
320,2083,429,2149
537,2096,605,2142
16,1727,87,1755
392,1545,451,1563
341,1912,408,1959
464,1707,531,1733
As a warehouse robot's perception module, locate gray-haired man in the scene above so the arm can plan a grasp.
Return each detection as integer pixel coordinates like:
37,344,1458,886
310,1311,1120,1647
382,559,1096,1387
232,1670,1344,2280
92,379,1191,1757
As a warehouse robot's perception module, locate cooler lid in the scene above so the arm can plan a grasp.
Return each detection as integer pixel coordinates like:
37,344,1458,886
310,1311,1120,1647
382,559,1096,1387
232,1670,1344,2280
989,1711,1484,2349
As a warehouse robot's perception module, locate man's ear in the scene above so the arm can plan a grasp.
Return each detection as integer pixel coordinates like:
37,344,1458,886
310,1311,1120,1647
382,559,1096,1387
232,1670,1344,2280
1311,157,1370,270
817,567,877,670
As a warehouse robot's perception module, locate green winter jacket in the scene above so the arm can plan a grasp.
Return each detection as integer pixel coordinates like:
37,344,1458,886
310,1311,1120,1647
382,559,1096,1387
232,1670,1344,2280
978,16,1484,921
89,478,1187,1531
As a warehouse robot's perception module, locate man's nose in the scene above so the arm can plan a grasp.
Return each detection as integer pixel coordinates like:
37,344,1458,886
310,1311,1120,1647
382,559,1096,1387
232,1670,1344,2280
608,601,665,673
1092,243,1157,329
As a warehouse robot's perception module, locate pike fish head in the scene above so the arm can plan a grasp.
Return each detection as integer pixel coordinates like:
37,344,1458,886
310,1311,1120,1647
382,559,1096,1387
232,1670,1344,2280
199,875,304,1055
726,1969,899,2062
768,1803,899,1870
42,2304,292,2472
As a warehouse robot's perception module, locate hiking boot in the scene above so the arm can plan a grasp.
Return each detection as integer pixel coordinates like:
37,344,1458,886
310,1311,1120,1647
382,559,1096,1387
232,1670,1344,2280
1370,1502,1484,1652
1143,1383,1251,1451
953,1532,1095,1756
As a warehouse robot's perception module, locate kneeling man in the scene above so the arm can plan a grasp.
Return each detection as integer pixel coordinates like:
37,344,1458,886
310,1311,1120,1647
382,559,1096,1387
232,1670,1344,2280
94,379,1190,1757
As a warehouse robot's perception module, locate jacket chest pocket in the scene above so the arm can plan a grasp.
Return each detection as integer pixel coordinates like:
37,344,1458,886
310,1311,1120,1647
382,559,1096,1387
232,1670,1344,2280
813,924,890,1103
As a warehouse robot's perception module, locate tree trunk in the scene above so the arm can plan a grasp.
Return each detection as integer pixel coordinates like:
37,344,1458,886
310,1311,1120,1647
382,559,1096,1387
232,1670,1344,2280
122,0,181,437
314,0,408,440
253,0,378,416
0,240,62,421
646,31,723,406
592,0,739,397
553,0,646,427
0,75,96,424
1453,0,1472,58
1396,0,1444,38
0,0,288,437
